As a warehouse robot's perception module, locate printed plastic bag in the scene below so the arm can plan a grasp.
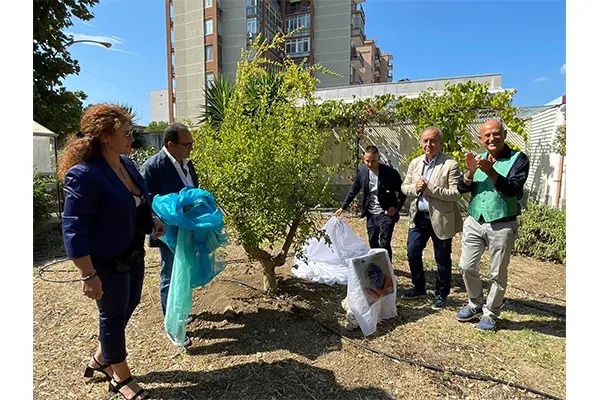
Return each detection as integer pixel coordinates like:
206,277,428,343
345,249,397,336
291,216,370,285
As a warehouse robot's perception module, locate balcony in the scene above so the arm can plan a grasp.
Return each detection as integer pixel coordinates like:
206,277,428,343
351,3,365,20
288,49,310,58
218,6,223,19
374,54,381,67
290,26,310,37
284,1,311,14
351,25,365,45
350,74,363,85
350,47,364,68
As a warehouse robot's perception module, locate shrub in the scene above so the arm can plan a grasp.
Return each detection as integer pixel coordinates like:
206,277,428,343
33,169,56,224
513,202,566,264
130,146,157,168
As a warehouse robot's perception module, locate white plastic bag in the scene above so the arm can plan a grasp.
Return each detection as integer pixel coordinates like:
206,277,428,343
345,249,397,336
291,216,370,285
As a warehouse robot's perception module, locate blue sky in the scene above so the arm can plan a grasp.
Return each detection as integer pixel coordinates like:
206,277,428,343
64,0,566,126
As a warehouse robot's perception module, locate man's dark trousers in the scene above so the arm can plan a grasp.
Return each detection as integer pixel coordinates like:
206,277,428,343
366,212,396,263
406,211,453,298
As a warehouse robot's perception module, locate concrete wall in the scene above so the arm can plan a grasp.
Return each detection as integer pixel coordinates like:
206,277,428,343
313,0,351,88
219,0,247,80
173,0,206,121
149,89,172,123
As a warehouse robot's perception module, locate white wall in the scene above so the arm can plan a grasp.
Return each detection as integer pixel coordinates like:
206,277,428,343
149,89,173,123
524,105,566,208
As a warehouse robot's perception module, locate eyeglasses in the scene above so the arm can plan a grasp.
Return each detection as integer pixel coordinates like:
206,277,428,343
176,141,194,150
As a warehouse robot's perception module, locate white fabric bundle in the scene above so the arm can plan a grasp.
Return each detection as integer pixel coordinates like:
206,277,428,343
291,217,370,285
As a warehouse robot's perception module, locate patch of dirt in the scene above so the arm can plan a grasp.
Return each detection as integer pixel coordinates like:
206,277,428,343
34,217,565,399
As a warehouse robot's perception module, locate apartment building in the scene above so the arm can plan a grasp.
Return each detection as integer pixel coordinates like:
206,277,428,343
165,0,393,121
356,39,393,84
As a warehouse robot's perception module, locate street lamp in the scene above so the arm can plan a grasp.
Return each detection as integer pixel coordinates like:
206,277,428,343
67,39,112,48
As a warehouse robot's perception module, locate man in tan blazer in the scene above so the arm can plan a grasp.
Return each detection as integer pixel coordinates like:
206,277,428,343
400,127,463,310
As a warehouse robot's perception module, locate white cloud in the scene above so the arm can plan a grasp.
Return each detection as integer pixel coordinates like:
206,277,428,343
109,48,140,56
533,76,549,83
81,21,96,28
65,32,137,55
560,64,566,74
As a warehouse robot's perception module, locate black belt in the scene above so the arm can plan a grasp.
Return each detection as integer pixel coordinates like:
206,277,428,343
477,215,517,224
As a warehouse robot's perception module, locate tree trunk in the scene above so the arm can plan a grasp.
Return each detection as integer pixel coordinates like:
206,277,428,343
261,261,278,294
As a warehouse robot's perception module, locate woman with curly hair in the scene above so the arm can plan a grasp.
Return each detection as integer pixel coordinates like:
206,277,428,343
59,103,164,400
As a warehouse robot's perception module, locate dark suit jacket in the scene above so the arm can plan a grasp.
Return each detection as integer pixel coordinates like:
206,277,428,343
341,163,406,222
140,149,199,247
62,155,153,264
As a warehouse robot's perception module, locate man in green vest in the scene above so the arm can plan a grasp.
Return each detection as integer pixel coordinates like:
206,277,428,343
455,120,530,331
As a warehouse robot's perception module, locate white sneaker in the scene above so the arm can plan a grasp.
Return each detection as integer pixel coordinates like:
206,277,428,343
167,332,191,347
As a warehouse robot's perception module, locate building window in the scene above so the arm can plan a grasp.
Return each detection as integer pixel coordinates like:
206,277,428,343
205,19,213,35
206,72,215,88
205,45,214,62
286,14,310,35
265,1,282,32
204,0,212,8
247,0,261,16
247,17,258,36
285,37,310,56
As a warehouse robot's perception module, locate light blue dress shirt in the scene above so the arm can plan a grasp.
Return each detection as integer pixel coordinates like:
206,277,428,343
417,153,439,213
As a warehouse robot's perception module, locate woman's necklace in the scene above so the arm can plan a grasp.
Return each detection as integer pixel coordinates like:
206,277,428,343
116,165,128,181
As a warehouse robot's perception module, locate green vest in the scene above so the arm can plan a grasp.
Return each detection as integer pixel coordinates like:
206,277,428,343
468,149,521,222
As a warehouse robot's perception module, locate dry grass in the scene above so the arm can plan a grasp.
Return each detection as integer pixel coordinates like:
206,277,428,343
33,217,565,399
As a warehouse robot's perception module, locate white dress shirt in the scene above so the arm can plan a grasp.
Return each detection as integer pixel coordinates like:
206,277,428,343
162,147,194,187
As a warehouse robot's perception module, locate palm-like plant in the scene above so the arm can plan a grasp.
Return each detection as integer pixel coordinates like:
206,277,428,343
244,72,287,118
198,74,235,130
198,71,287,130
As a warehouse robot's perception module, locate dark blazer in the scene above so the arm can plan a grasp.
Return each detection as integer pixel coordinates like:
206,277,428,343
341,163,406,222
140,148,199,247
62,155,153,265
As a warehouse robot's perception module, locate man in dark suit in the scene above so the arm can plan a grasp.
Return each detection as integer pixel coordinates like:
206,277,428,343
335,145,406,263
140,123,198,347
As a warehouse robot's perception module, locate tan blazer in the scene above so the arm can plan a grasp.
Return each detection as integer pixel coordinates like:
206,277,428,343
401,152,463,240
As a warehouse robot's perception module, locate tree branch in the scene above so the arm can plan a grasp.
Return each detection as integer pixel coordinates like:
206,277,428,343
274,215,303,266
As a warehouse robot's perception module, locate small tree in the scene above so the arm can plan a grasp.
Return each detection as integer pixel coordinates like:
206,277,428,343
190,34,341,293
144,121,169,133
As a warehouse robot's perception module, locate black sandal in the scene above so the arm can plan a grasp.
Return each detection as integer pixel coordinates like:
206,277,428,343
83,355,112,380
108,376,147,400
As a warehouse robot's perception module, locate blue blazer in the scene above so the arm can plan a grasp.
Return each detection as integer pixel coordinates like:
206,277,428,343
62,155,153,264
140,149,198,247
